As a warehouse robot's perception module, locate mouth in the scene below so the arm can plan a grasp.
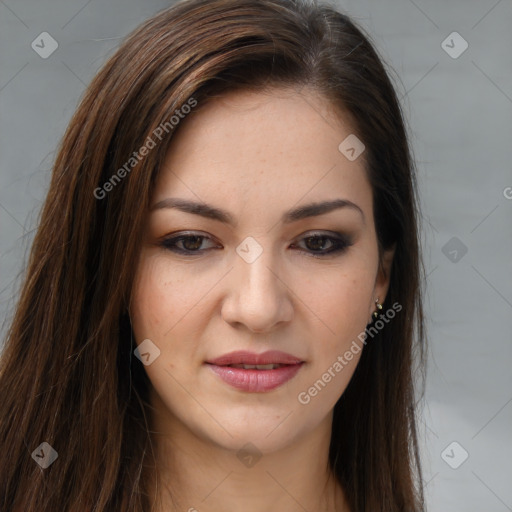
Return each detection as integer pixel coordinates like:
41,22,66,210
223,363,288,370
205,350,305,392
206,350,303,366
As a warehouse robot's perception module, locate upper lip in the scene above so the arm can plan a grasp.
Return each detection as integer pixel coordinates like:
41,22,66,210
206,350,304,366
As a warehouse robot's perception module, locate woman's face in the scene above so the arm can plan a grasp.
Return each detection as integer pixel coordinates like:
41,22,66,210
129,87,393,454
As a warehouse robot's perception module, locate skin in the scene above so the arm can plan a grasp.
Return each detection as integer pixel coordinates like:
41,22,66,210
129,86,395,512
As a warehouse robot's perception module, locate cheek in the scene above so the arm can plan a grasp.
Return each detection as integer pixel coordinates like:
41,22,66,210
291,255,375,404
130,254,202,339
293,275,369,415
130,257,167,337
129,256,202,397
129,253,225,381
295,265,375,346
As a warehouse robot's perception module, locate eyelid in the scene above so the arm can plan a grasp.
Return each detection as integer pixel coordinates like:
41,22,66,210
291,230,353,256
157,230,353,256
156,230,220,251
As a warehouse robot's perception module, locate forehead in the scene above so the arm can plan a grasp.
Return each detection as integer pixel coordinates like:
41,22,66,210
153,87,371,218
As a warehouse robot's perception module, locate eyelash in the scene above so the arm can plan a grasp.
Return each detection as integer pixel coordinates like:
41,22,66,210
157,231,353,258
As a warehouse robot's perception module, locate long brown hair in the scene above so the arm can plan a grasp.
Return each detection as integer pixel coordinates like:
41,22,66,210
0,0,426,510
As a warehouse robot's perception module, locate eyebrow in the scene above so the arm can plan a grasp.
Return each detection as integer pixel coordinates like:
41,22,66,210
150,197,365,225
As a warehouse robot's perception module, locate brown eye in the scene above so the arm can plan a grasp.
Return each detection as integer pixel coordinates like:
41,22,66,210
180,235,204,251
292,232,353,257
158,231,352,257
304,235,333,252
159,233,218,254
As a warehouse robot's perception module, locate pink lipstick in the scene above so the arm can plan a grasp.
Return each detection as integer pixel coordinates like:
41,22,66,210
205,350,304,392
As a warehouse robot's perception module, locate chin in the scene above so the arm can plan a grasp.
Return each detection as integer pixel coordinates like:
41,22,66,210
210,426,301,456
191,406,316,455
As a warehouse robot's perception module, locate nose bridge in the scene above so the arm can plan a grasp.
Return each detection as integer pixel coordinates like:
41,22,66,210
236,239,280,303
242,248,276,292
222,236,292,331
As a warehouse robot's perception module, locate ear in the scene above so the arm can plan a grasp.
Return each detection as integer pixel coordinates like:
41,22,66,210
372,243,396,312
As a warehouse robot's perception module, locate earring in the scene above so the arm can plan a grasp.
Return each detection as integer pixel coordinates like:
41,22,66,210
372,298,383,319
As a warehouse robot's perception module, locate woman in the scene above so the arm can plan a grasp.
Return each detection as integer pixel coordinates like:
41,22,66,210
0,0,426,510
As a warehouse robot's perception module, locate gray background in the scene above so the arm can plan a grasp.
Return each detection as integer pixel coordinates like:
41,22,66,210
1,0,511,510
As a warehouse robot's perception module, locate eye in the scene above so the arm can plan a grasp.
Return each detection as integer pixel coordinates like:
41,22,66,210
291,231,353,258
157,231,353,257
158,232,219,254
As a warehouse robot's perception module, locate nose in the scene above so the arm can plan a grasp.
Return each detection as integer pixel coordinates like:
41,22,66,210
220,246,294,333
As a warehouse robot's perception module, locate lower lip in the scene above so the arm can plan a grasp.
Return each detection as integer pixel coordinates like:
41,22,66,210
207,363,304,392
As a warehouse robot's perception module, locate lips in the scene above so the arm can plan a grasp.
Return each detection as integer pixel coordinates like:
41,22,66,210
205,350,304,392
206,350,303,366
228,363,282,370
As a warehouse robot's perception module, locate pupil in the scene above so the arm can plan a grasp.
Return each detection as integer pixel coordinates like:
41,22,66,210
184,236,202,250
307,236,326,251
